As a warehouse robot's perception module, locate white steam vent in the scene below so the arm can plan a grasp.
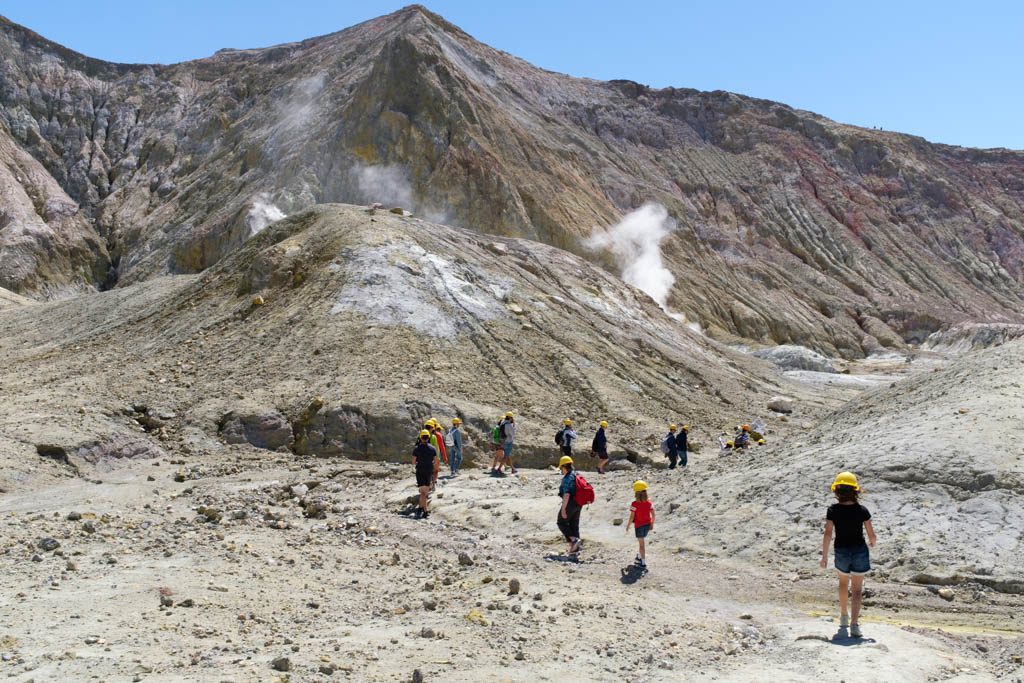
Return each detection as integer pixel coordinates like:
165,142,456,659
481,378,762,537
586,203,700,332
351,163,414,210
246,193,287,237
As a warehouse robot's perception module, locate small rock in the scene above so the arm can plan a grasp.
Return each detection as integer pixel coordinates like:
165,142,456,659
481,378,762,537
38,538,60,552
271,656,291,672
458,551,474,566
423,599,437,611
938,588,956,602
251,295,265,307
66,511,82,521
739,613,753,620
514,651,525,661
82,520,99,534
420,627,435,639
176,599,195,608
612,518,623,526
411,669,424,683
508,578,521,595
160,595,173,608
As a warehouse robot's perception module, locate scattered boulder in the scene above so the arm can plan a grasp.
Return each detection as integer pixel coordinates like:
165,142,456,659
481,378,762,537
38,538,60,552
767,396,794,414
458,551,474,566
271,656,291,672
938,588,956,602
508,578,520,595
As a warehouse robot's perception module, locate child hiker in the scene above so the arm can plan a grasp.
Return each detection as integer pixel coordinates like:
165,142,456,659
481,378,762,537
819,471,876,638
626,480,654,569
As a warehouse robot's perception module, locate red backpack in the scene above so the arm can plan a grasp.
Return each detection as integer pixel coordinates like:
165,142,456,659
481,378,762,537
573,474,595,506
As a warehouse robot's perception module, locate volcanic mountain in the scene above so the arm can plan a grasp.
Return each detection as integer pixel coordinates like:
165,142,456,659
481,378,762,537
1,5,1023,355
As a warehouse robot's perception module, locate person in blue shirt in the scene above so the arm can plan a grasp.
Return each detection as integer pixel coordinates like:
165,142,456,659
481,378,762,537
448,417,464,476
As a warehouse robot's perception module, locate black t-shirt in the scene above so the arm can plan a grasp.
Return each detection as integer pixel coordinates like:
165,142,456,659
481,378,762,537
413,443,437,469
826,503,871,548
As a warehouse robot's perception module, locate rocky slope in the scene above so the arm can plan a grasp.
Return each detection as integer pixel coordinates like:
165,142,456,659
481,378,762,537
0,203,821,492
680,339,1024,593
2,6,1023,354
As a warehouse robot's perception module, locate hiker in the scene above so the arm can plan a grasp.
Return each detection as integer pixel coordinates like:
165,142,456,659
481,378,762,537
677,424,689,468
625,480,654,570
499,412,517,474
557,419,577,457
556,456,582,555
490,416,505,476
448,417,464,476
591,420,609,474
661,425,679,469
412,429,438,519
425,419,447,487
734,424,751,450
819,472,877,639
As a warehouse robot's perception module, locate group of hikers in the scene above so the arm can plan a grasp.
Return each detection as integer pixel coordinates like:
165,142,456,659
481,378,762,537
410,413,878,638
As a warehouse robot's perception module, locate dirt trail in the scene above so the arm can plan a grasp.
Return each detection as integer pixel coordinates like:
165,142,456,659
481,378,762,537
1,448,1020,682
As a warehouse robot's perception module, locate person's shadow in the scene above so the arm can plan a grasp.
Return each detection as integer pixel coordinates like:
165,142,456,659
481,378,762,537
830,627,876,646
620,565,647,584
543,553,580,564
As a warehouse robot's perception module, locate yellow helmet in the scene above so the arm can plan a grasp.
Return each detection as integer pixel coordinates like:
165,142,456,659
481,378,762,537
831,472,860,491
726,440,734,447
452,417,461,425
600,420,608,428
564,419,572,426
558,455,573,468
418,429,431,439
757,438,766,445
669,424,677,431
682,425,689,432
505,412,514,419
632,480,648,493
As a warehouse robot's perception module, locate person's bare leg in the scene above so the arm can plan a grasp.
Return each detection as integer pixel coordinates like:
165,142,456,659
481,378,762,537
838,574,850,619
418,486,429,513
638,537,646,561
850,575,865,625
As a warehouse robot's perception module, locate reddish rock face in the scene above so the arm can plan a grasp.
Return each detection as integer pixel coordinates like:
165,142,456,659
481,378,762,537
1,6,1023,354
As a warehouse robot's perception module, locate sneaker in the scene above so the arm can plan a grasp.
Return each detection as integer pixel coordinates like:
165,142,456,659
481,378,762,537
634,555,643,566
850,624,862,638
568,539,581,555
839,613,849,628
422,510,430,519
511,467,518,474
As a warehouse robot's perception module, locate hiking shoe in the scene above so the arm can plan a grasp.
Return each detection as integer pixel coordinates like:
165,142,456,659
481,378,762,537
422,510,430,519
511,467,518,474
839,613,849,628
850,624,862,638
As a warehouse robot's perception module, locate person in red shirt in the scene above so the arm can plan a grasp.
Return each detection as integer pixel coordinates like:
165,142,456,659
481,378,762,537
626,480,655,569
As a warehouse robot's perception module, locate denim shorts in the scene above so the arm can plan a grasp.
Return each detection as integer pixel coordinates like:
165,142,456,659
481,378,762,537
834,545,871,575
634,524,651,539
502,443,513,457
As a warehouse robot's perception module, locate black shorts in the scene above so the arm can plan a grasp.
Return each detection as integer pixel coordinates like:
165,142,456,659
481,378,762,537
416,465,433,488
560,445,572,457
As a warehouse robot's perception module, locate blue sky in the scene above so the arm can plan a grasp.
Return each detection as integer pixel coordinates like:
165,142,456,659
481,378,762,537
4,1,1022,149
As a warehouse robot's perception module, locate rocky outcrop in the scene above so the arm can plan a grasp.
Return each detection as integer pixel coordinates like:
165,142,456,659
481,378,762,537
923,322,1024,353
220,410,293,451
1,7,1023,356
752,345,838,373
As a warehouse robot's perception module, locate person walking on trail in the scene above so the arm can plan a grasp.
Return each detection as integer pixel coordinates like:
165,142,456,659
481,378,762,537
591,420,609,474
425,419,446,488
661,425,680,469
412,430,438,519
447,418,464,477
499,412,517,475
677,425,689,468
489,416,505,476
625,480,655,570
557,419,577,457
819,472,877,639
734,424,751,450
556,456,583,556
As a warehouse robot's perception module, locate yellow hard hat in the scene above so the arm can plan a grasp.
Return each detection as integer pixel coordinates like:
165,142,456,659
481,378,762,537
632,480,648,493
452,417,461,425
600,420,608,428
682,425,689,431
669,424,677,431
726,440,734,447
757,438,766,445
831,472,860,491
558,455,573,468
505,412,514,419
418,430,431,439
741,424,750,432
564,419,572,426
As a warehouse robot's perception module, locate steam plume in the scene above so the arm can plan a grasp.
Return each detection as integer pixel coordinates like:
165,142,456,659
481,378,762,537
246,193,286,236
585,203,677,309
